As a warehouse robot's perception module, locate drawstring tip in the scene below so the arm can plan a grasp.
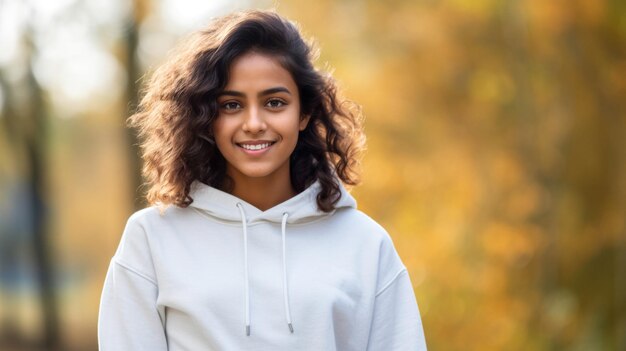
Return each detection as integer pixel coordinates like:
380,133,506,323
246,325,251,336
288,323,294,333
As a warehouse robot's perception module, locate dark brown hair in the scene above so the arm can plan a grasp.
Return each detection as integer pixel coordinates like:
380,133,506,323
129,10,365,212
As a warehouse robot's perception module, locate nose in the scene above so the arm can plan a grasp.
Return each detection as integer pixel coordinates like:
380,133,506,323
242,105,267,134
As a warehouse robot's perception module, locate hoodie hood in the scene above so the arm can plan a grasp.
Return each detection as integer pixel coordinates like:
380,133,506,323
187,178,357,336
188,178,357,224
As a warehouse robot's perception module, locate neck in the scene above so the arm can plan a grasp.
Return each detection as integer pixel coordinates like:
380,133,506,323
226,169,296,212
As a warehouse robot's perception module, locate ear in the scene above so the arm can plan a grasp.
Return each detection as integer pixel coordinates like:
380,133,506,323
299,115,311,131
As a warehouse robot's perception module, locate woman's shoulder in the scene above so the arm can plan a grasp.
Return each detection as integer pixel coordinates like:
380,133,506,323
125,204,194,226
118,205,200,245
335,207,408,285
115,205,193,258
334,207,394,243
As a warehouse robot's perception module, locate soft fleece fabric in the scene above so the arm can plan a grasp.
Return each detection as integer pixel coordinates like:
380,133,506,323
98,179,427,350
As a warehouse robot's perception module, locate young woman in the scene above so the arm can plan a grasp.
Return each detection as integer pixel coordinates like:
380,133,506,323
98,10,427,350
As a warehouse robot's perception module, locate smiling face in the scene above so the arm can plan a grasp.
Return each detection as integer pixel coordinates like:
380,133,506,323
213,52,310,189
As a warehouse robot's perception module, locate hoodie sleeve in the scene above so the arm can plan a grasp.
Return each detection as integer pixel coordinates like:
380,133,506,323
98,213,168,351
366,231,427,351
366,269,427,350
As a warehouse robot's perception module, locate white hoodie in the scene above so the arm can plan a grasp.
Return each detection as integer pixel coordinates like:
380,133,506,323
98,179,427,350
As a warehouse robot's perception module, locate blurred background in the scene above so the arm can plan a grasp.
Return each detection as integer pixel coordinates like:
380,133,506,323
1,0,625,350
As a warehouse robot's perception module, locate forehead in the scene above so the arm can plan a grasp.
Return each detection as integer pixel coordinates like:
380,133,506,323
225,52,297,91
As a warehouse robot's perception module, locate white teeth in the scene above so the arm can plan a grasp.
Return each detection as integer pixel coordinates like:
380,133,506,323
241,142,272,150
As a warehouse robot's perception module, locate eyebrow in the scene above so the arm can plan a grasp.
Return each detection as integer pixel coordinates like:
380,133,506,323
218,87,292,98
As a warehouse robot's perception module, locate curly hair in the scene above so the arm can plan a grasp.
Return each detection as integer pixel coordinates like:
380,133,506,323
129,10,365,212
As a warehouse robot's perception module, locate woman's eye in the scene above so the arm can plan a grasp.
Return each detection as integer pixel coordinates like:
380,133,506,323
266,99,286,108
221,102,241,111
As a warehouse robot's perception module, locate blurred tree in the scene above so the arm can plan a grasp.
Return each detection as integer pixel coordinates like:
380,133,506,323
124,0,151,210
22,16,61,351
0,3,61,348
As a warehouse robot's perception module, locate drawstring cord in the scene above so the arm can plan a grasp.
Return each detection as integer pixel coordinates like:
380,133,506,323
281,212,294,333
236,203,294,336
236,203,251,336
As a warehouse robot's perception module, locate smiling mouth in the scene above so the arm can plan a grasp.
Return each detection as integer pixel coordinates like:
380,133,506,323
236,141,276,151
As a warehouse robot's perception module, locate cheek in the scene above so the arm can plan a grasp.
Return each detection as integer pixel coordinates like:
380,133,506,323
211,123,234,156
212,119,230,142
283,115,304,138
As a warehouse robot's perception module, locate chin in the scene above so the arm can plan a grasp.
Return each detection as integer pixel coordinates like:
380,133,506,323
233,166,279,179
